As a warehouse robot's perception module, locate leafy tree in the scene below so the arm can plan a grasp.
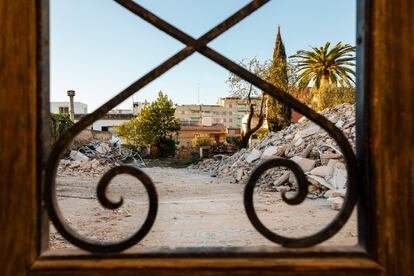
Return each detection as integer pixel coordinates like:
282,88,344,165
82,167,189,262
266,26,292,132
115,91,180,157
290,42,356,91
226,58,268,148
50,114,73,144
304,83,356,112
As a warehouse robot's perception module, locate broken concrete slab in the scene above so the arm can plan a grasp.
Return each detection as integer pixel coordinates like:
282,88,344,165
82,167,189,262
290,156,316,172
70,150,89,162
261,146,278,159
307,174,333,190
245,149,262,163
309,165,333,177
328,196,344,210
328,167,348,190
298,124,321,138
320,153,343,165
273,172,290,186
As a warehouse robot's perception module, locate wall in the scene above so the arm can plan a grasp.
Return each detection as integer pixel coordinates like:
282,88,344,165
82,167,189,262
91,119,129,131
177,129,226,148
50,101,88,114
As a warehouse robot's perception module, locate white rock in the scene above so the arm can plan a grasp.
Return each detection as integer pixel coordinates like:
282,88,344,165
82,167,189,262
327,159,339,168
298,116,307,123
235,169,244,182
276,186,290,192
330,190,346,198
261,146,278,159
245,149,261,163
309,166,333,177
328,167,347,190
70,150,89,161
335,120,344,128
351,126,356,134
327,196,344,210
294,137,304,147
290,156,316,172
307,175,333,189
299,124,321,138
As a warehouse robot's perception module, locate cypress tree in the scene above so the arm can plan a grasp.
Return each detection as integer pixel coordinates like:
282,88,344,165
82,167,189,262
266,26,291,131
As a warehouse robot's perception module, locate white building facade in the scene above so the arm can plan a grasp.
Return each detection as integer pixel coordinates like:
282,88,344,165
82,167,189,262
50,102,88,115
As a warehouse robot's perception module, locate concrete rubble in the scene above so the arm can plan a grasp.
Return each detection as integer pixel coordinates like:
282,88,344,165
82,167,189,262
58,141,145,177
190,103,356,210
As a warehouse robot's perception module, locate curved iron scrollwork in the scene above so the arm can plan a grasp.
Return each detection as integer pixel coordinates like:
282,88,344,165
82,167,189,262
44,0,358,253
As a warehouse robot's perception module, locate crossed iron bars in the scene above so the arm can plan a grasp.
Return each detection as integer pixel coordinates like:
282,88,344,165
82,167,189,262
44,0,358,253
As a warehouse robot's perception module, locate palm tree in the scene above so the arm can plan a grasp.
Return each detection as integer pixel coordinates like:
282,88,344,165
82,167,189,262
290,42,356,91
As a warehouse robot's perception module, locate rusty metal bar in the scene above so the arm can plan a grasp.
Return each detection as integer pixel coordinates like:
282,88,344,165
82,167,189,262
44,0,271,253
116,0,358,248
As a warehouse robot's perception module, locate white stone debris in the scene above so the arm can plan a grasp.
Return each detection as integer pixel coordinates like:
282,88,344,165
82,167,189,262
190,103,356,211
58,141,145,177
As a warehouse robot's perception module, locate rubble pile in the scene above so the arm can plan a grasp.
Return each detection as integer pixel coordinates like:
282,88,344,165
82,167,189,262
58,141,145,177
191,104,356,210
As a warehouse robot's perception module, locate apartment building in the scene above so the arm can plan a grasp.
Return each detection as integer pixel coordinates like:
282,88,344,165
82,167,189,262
175,97,263,136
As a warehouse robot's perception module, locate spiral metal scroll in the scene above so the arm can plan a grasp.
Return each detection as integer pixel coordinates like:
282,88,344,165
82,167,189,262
44,0,358,252
44,0,273,253
114,0,358,248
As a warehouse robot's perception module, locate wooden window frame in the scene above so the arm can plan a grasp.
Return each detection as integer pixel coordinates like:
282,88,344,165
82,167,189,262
1,0,413,275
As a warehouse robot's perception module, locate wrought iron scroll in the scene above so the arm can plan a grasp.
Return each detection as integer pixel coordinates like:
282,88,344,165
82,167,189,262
44,0,358,252
44,0,272,253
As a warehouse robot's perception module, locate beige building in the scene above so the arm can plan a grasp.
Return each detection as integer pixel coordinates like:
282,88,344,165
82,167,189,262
176,124,227,148
175,97,263,136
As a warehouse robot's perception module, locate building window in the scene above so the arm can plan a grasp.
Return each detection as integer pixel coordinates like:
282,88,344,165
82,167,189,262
58,106,69,114
222,111,226,115
229,118,233,122
229,111,233,115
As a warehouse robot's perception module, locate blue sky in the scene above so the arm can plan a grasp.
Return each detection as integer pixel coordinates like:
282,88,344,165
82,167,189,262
51,0,356,112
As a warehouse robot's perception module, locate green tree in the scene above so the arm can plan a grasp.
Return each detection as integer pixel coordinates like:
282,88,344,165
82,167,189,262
305,83,356,112
50,114,73,144
115,91,180,157
266,26,292,132
290,42,356,91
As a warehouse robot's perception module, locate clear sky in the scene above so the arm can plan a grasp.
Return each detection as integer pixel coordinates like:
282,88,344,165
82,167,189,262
50,0,356,112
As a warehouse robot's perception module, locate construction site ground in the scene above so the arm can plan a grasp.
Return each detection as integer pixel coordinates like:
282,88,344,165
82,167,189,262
50,166,357,250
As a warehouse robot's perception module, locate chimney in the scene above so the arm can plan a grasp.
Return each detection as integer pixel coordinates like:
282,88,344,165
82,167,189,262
67,90,75,122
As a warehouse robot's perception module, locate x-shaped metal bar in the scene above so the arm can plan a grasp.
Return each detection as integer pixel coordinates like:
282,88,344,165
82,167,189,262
45,0,358,251
114,0,358,248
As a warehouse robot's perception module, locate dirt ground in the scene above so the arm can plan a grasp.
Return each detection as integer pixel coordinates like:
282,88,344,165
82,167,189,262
50,167,357,250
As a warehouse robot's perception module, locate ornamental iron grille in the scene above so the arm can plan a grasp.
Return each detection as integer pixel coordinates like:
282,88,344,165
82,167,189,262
44,0,358,253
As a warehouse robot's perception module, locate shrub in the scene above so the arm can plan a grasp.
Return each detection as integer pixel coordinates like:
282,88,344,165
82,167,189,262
50,114,73,144
157,136,177,157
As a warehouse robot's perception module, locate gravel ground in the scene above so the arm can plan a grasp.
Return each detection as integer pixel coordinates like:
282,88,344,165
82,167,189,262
50,167,357,250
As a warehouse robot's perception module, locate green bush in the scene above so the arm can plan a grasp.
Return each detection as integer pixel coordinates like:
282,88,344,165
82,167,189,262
157,136,177,157
50,114,73,144
257,131,270,140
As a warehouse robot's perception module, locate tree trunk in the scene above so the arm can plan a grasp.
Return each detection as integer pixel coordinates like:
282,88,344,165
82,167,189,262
239,93,265,149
